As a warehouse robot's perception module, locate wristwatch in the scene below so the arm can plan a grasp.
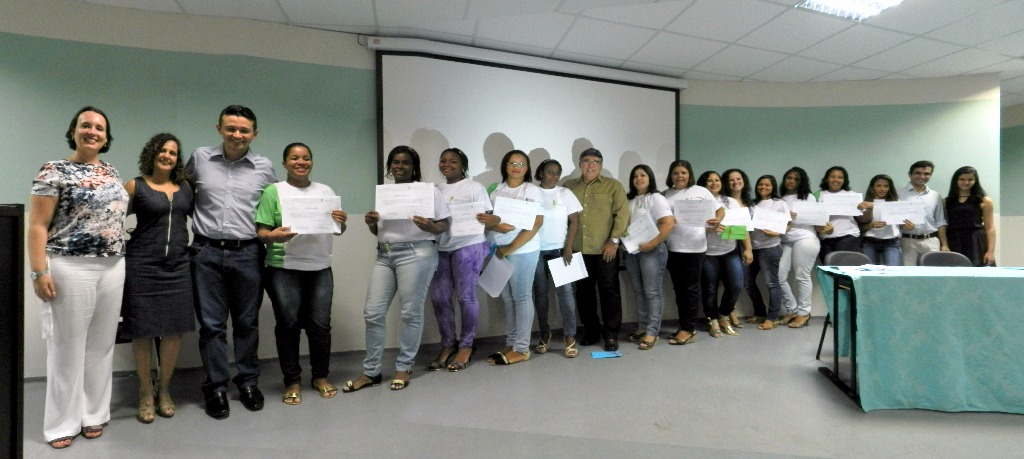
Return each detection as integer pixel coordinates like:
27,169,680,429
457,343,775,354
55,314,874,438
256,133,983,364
31,269,49,281
610,238,620,244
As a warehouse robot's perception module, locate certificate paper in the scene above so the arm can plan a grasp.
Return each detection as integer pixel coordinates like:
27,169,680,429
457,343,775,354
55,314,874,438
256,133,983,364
281,196,341,234
375,183,435,220
789,201,828,226
547,252,588,287
673,199,716,228
720,207,752,227
873,200,926,225
492,196,541,231
478,256,513,298
622,211,659,254
447,201,486,237
820,192,863,217
751,207,790,234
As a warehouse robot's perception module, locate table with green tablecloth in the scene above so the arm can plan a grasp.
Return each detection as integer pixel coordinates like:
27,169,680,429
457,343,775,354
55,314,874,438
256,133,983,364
816,266,1024,413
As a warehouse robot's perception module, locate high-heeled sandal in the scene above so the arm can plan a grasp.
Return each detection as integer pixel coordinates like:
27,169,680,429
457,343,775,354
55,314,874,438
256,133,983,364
668,330,696,345
779,313,797,325
155,389,175,418
447,346,476,372
788,315,810,328
729,311,744,328
563,338,578,358
758,319,778,330
427,346,457,371
638,336,658,350
718,317,739,336
535,332,553,354
707,318,722,338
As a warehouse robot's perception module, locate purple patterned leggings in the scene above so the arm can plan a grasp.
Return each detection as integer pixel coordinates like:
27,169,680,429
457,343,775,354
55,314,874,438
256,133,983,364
428,241,489,348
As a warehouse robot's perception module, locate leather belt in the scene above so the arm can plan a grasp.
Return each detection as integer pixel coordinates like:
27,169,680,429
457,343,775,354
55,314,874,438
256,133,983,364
901,232,938,240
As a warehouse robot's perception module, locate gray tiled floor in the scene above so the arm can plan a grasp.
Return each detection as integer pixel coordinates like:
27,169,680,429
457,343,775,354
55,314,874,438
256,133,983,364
22,321,1024,458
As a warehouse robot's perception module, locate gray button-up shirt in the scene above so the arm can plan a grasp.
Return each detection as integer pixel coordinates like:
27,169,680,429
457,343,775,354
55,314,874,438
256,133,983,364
186,144,277,240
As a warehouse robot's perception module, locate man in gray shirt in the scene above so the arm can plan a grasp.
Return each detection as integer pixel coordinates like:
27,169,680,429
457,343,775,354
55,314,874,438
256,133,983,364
186,105,276,419
896,160,949,265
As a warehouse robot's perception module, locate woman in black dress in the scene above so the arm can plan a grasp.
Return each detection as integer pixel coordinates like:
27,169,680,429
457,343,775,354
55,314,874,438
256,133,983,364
122,133,195,423
944,166,996,266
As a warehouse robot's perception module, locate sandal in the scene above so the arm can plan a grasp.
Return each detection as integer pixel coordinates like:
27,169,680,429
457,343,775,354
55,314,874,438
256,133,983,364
390,371,412,391
155,389,175,418
81,425,104,440
427,346,456,371
788,315,810,328
729,311,744,328
708,319,722,338
627,329,645,343
487,350,531,365
563,338,578,358
312,380,338,398
745,315,765,324
668,330,696,345
718,317,739,336
638,336,658,350
341,373,383,393
282,390,302,405
48,436,75,449
136,392,155,424
447,346,475,372
535,332,553,354
779,313,797,325
758,319,778,330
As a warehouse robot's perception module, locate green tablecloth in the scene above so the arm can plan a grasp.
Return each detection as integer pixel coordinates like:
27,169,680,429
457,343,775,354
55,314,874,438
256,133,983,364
816,266,1024,413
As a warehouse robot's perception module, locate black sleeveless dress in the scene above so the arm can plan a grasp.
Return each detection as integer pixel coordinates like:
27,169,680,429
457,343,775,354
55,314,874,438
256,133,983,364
121,178,196,339
946,195,986,267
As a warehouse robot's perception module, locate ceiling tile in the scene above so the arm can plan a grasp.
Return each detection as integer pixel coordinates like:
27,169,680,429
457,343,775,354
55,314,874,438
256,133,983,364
176,0,286,22
375,0,468,27
975,59,1024,81
665,0,787,42
582,1,694,29
854,37,963,72
738,8,853,54
556,17,657,60
85,0,183,13
692,44,788,78
475,12,574,49
278,0,375,26
812,66,893,82
998,74,1024,93
558,0,651,14
799,24,912,65
902,49,1013,78
866,0,1004,35
924,0,1024,46
682,69,742,81
750,56,841,82
976,29,1024,58
466,0,561,19
630,32,727,69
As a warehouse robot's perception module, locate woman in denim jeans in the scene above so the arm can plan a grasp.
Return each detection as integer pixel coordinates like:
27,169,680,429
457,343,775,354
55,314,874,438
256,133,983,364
859,174,909,266
479,150,544,365
256,142,347,404
342,145,450,392
747,175,790,331
624,164,675,349
697,171,750,338
531,159,583,358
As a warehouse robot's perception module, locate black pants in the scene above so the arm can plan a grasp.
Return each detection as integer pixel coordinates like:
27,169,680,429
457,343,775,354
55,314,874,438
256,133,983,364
667,251,704,333
575,254,622,340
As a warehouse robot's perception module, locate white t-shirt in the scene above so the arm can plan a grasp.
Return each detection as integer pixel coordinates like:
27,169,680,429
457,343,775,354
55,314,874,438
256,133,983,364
863,199,901,239
781,193,818,243
537,186,583,251
663,186,721,253
706,195,740,257
489,181,544,254
750,199,789,250
628,192,673,248
255,181,336,271
819,190,860,239
376,184,450,243
436,178,492,251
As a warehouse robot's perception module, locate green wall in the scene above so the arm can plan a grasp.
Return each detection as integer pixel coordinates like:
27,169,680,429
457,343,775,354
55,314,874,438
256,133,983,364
679,102,1001,207
0,31,376,211
1002,124,1024,216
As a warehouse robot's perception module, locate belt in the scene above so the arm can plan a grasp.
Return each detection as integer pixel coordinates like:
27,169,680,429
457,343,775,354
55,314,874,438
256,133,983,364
377,240,434,253
195,235,260,249
901,232,938,240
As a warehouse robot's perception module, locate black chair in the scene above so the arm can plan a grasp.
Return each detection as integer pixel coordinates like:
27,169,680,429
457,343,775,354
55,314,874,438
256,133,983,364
919,251,973,267
816,251,872,360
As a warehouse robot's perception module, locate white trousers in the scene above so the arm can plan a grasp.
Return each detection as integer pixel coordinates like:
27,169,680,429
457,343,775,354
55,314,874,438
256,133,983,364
900,237,939,266
779,237,819,317
42,255,124,441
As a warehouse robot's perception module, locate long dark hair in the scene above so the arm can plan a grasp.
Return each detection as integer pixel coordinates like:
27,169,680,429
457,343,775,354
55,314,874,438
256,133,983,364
499,150,532,184
945,166,987,211
696,170,721,196
665,160,694,189
819,166,850,191
138,133,187,183
752,175,780,204
385,145,422,182
627,164,659,199
722,168,752,206
782,166,811,200
866,174,898,202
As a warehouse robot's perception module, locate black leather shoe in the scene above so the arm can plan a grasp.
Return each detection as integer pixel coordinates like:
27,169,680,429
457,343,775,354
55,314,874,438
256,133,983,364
239,386,265,412
204,391,229,420
603,339,619,352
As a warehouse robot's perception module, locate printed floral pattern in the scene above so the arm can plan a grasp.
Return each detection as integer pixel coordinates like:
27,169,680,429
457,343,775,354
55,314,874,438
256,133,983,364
31,160,128,256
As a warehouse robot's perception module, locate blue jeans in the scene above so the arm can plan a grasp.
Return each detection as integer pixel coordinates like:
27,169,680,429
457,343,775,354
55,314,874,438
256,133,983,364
265,267,333,387
625,243,668,336
362,241,438,376
701,247,744,319
861,237,902,266
533,249,577,337
190,240,263,394
499,250,540,353
746,245,783,320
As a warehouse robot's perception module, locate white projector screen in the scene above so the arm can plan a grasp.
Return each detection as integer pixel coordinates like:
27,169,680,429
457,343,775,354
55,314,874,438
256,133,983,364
379,53,678,187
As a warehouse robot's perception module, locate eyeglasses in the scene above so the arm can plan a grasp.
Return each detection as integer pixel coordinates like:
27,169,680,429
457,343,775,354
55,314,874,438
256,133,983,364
581,159,602,165
508,162,526,168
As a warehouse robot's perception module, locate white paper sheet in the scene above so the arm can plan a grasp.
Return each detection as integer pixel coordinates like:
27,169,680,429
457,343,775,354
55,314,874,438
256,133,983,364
547,252,588,287
375,182,435,220
492,196,542,231
820,192,863,217
280,196,341,234
873,200,926,225
672,199,716,227
789,200,829,225
720,207,752,227
751,207,790,234
622,210,660,254
478,255,514,298
447,201,486,237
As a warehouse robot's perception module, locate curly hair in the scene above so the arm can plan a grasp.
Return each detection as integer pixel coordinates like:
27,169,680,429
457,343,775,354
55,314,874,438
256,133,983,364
138,133,187,183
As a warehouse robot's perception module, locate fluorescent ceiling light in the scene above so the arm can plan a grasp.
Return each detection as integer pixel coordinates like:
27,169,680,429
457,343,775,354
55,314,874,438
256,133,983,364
796,0,903,21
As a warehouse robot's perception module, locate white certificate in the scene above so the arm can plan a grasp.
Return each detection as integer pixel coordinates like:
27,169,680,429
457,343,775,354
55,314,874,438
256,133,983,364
873,200,926,225
478,255,513,298
547,252,588,287
622,211,660,254
447,201,486,237
672,199,716,228
280,196,341,234
751,207,790,234
720,207,752,227
820,192,863,216
492,196,541,231
375,183,435,220
789,201,828,225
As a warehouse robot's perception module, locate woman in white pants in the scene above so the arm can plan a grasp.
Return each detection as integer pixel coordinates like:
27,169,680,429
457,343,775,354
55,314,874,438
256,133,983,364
778,167,820,328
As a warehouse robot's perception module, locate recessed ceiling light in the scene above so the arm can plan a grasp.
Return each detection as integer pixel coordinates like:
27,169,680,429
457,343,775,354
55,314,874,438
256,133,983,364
796,0,903,22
